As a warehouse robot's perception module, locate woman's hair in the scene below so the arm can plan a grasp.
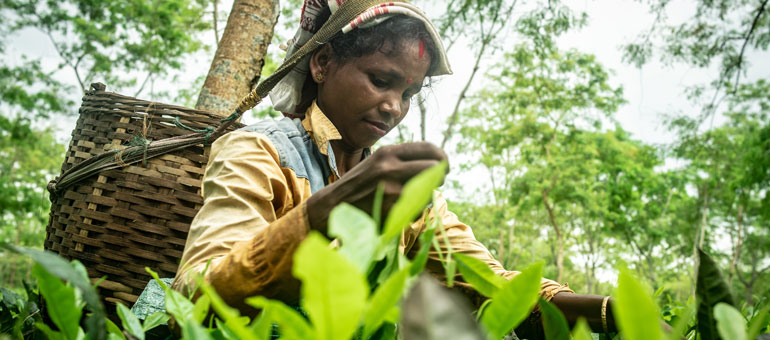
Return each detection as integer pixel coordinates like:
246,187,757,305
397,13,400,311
328,15,440,75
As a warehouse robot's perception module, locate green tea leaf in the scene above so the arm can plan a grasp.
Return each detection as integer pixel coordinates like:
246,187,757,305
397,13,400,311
197,281,258,340
747,305,770,340
613,268,663,340
193,294,211,323
667,303,695,340
480,261,543,339
454,253,506,298
539,299,570,340
33,264,82,340
409,224,435,276
4,245,106,340
571,318,593,340
182,318,212,340
381,161,447,243
165,289,195,327
697,249,737,340
249,306,274,340
105,318,126,340
36,322,67,340
328,203,378,274
363,266,410,338
400,274,485,340
116,303,144,340
714,303,747,340
246,296,314,340
142,312,170,332
293,232,369,340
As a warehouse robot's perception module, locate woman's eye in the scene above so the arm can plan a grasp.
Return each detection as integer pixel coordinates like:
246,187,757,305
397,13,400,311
369,75,388,88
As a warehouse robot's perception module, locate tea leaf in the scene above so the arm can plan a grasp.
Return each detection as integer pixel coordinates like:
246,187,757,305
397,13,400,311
480,261,543,339
539,299,570,340
4,245,106,340
747,305,770,340
105,318,126,340
198,281,258,340
381,161,447,243
409,222,435,276
193,294,211,323
400,274,485,340
363,266,410,338
32,264,82,340
571,318,593,340
714,303,747,340
164,289,195,327
142,312,170,332
454,253,506,298
246,296,314,340
36,322,67,340
329,203,378,274
697,249,736,340
117,303,144,340
293,232,369,340
181,318,212,340
613,268,663,340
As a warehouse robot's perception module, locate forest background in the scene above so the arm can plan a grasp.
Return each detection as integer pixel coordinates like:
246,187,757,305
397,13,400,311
0,0,768,311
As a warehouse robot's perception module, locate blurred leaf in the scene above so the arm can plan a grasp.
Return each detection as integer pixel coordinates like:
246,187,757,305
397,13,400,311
748,306,770,340
246,296,314,340
3,245,106,340
697,249,736,340
613,267,663,340
480,261,543,339
142,312,169,332
363,266,410,338
193,294,211,323
400,274,485,340
293,232,368,340
329,203,378,274
714,303,746,340
454,253,506,298
116,303,144,340
409,218,436,276
539,299,570,340
571,318,593,340
33,264,82,340
197,281,258,340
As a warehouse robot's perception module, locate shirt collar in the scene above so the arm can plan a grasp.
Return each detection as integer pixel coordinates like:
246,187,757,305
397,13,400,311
301,100,342,156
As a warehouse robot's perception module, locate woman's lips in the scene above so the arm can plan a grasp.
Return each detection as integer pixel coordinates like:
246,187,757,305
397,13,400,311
364,120,389,137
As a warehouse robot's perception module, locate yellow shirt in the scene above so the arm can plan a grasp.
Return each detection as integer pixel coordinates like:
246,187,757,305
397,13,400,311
171,102,572,312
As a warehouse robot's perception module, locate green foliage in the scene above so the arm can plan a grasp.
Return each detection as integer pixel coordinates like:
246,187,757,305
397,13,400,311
614,268,664,340
697,248,737,340
538,299,570,340
1,0,210,93
479,261,543,339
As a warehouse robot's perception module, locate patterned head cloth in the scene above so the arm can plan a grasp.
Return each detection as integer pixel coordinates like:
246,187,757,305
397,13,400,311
269,0,452,115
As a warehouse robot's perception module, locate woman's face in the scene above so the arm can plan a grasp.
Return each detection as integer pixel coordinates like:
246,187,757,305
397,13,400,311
311,39,431,151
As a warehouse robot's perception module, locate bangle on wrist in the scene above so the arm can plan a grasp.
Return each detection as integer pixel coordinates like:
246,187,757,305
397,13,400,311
601,296,610,335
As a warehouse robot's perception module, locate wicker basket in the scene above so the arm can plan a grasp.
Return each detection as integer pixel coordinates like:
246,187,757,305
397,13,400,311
45,83,244,309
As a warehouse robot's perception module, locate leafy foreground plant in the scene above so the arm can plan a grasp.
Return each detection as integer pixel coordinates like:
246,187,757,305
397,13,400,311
2,161,770,340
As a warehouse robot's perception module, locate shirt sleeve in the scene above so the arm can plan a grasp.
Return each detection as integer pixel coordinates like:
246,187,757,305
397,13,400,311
171,130,311,312
406,192,574,306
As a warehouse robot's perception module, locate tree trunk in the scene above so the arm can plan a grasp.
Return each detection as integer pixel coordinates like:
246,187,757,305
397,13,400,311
542,188,564,283
196,0,279,116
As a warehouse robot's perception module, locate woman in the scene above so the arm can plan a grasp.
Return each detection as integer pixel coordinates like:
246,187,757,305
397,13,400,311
171,0,618,337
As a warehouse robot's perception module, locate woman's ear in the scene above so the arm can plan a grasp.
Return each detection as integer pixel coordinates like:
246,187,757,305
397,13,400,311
309,44,333,83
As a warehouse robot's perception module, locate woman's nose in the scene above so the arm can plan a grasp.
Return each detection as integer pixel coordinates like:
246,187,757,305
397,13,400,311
379,92,403,120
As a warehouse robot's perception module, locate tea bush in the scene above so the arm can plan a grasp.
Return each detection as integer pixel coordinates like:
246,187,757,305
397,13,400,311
1,163,769,339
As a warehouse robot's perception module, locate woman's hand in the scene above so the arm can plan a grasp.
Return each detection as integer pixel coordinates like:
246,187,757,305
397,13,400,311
306,142,447,234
